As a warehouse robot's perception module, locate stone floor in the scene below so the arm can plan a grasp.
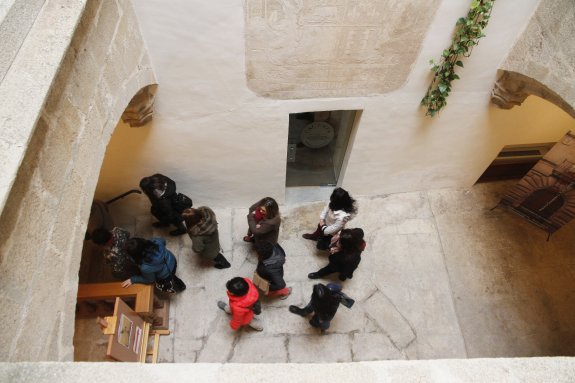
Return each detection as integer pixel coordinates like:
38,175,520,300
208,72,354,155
74,180,575,362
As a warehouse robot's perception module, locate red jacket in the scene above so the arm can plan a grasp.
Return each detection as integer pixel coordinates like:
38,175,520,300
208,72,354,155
227,278,260,330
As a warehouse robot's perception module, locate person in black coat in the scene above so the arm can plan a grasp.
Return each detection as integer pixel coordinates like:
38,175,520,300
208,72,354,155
140,174,189,236
289,283,343,330
308,228,365,281
255,241,291,298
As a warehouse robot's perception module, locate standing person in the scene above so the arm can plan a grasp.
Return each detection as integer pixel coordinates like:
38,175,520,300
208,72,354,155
289,283,343,330
140,174,190,236
91,227,140,280
254,241,291,299
244,197,281,246
121,237,186,293
182,207,231,269
302,187,357,250
308,228,364,281
217,277,263,331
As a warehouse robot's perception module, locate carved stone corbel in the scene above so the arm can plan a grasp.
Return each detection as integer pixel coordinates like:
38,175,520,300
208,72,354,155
491,70,575,118
491,71,529,109
121,84,158,127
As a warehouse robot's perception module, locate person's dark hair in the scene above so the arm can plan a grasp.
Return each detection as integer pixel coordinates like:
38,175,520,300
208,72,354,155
124,237,157,264
91,228,112,245
340,228,365,253
351,228,364,240
226,277,249,296
255,241,274,260
256,197,280,219
329,187,357,215
140,174,167,200
182,208,202,230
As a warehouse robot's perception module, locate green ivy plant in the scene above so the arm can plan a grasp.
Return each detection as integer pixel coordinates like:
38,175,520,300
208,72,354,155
421,0,495,117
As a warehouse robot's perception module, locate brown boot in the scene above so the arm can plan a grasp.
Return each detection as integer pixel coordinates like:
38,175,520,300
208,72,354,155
302,224,322,240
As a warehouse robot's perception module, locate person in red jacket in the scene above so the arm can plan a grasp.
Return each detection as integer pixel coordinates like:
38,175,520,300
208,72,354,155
217,277,263,331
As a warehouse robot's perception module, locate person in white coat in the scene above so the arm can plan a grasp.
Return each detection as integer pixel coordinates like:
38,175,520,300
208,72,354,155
302,187,357,250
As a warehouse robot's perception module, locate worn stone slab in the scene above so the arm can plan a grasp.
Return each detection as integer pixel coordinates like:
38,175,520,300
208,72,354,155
195,316,238,363
363,291,415,350
288,334,352,363
172,287,219,340
352,333,404,361
229,335,288,363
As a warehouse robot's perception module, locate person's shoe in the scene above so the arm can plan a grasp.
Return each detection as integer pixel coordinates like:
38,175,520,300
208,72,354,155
152,221,169,228
302,225,322,240
217,300,231,314
214,253,231,269
289,305,306,316
308,272,320,279
279,287,292,300
169,227,187,236
248,316,264,331
243,235,255,243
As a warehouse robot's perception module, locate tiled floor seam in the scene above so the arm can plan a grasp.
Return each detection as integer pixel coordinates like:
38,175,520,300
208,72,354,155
425,190,469,357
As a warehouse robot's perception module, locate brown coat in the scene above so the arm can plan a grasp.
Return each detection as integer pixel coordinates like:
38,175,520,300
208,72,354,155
247,202,281,245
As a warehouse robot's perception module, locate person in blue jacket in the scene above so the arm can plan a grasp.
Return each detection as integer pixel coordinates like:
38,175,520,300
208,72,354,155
121,237,186,293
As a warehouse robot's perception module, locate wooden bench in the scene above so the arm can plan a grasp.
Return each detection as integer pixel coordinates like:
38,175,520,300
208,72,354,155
77,282,154,316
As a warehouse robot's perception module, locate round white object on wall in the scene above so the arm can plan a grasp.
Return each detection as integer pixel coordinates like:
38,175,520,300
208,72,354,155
300,121,334,149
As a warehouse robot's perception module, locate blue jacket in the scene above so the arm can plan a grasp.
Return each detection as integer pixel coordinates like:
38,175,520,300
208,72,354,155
131,238,176,284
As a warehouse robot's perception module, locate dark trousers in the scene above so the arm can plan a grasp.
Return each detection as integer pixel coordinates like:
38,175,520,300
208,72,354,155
300,301,331,330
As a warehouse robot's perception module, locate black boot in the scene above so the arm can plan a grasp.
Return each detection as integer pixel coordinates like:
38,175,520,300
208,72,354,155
308,272,320,279
289,305,306,317
213,253,231,269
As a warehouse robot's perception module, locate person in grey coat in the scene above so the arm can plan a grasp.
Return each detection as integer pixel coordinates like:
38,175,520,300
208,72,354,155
182,207,231,269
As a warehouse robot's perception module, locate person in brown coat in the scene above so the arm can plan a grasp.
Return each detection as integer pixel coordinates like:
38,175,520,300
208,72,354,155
182,207,231,269
244,197,281,246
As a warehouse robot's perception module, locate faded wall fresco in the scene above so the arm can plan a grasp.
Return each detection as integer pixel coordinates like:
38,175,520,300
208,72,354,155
245,0,441,99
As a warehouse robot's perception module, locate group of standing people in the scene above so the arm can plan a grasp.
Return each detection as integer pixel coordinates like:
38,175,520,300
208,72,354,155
218,187,365,332
90,173,365,332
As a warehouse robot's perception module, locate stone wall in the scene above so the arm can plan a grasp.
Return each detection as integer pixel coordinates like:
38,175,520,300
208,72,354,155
492,0,575,117
0,0,155,361
1,358,575,382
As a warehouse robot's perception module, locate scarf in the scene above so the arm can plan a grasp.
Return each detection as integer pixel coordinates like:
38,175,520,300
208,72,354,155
188,207,218,236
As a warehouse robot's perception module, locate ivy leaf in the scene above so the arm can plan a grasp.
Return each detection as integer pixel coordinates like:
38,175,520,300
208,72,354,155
455,60,464,67
438,83,448,93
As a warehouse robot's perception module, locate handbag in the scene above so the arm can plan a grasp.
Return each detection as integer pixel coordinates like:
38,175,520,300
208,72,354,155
156,274,186,293
156,250,186,293
172,193,193,213
338,292,355,309
252,271,270,295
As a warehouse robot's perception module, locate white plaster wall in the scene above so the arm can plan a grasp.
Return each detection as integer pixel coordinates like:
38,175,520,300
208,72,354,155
97,0,574,213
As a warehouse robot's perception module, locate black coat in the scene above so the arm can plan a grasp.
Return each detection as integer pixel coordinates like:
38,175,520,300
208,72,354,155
311,284,341,322
328,250,361,280
142,174,182,225
316,249,361,281
256,244,286,291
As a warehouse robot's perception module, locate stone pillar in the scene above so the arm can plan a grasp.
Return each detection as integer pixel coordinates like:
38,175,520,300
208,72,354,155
121,84,158,127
